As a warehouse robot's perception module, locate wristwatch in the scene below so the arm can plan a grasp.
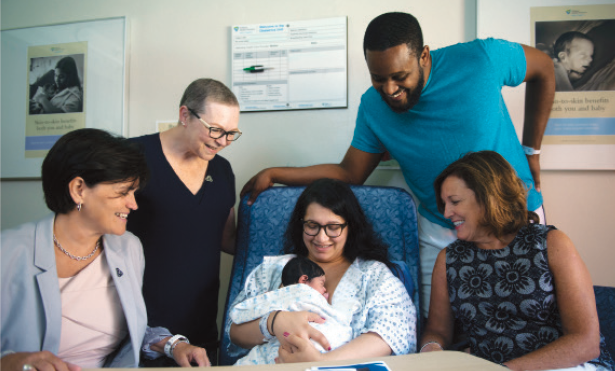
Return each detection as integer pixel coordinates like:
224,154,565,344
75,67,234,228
164,334,189,359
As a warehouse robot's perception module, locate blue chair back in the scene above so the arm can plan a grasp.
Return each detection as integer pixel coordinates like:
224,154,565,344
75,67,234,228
219,185,420,365
595,285,615,358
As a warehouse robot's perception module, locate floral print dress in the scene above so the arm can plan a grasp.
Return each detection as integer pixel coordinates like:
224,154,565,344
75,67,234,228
446,224,613,369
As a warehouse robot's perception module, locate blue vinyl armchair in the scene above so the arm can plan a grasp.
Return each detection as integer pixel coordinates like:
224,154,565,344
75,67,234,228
219,185,421,365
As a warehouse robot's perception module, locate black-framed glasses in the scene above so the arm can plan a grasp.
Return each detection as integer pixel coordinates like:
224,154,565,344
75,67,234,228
302,220,348,238
187,107,242,141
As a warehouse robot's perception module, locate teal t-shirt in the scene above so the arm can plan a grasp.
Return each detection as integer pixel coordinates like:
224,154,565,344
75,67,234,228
351,38,543,229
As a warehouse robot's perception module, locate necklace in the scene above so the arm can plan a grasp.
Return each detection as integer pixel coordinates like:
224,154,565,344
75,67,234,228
53,234,101,261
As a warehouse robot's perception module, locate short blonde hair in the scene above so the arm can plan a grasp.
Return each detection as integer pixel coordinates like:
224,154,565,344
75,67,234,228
179,78,238,112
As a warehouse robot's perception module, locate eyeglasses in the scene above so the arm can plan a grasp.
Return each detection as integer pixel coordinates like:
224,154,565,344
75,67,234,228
187,107,242,141
302,220,348,238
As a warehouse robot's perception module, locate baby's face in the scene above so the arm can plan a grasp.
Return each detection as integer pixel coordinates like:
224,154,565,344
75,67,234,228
307,275,328,300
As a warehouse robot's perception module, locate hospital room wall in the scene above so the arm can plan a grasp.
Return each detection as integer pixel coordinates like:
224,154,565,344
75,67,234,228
1,0,613,330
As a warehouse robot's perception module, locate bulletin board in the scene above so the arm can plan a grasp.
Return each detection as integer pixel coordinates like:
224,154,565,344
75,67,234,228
477,0,615,170
1,17,127,179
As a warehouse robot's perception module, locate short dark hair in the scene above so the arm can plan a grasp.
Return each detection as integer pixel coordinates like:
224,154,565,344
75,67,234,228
42,128,149,214
283,178,390,265
281,256,325,287
554,31,593,61
55,56,81,88
179,78,239,113
433,151,539,239
363,12,424,58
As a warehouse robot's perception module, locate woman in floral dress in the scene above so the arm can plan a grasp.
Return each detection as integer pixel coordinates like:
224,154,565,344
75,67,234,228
419,151,613,371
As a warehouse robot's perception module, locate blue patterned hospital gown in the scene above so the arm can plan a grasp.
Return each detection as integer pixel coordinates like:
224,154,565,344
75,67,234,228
446,224,613,369
226,255,416,365
230,283,353,365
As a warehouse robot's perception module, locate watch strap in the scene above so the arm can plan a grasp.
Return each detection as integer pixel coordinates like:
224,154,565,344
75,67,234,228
164,334,189,359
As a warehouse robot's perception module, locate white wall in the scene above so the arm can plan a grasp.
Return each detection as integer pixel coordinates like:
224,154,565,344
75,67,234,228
2,0,613,333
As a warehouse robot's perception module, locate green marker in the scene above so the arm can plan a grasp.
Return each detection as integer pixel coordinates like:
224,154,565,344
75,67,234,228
243,65,273,73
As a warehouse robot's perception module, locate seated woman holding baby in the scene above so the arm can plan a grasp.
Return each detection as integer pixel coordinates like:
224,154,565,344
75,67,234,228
420,151,613,371
229,256,354,365
227,178,417,364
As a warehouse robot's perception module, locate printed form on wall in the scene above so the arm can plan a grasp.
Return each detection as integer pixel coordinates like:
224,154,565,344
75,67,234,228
231,17,347,112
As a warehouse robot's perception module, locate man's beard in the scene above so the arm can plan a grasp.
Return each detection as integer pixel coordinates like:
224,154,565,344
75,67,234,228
379,65,425,113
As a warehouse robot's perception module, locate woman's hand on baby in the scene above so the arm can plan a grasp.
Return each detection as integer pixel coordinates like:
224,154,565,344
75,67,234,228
276,333,324,364
1,351,81,371
273,311,331,352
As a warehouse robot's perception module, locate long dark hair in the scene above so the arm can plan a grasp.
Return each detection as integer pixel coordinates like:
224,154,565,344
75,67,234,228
283,178,390,265
55,56,81,89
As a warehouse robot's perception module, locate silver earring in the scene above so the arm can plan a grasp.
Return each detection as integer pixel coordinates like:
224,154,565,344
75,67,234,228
77,203,82,211
180,121,187,127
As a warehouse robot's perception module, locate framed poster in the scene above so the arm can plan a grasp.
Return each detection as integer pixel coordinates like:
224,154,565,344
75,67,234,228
1,17,127,178
478,1,615,170
26,42,88,158
532,6,615,152
231,16,348,112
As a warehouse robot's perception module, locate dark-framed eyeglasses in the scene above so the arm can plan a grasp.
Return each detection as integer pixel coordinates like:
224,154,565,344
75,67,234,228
187,107,242,142
302,220,348,238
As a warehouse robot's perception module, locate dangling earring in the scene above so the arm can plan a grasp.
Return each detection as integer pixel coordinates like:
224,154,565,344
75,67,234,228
180,121,187,127
77,203,82,211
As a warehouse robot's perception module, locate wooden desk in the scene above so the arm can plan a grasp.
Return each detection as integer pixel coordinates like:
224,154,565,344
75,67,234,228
106,351,505,370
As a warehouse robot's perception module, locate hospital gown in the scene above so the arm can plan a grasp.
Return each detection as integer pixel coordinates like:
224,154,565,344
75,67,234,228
226,255,416,365
230,284,353,365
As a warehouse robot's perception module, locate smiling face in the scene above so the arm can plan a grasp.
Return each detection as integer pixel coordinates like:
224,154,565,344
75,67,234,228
559,38,594,81
302,202,349,265
80,179,139,236
54,68,68,90
366,43,428,113
305,275,329,299
182,100,240,161
440,175,490,244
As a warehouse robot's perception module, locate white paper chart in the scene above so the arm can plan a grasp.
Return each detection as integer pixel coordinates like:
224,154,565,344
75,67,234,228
231,17,347,112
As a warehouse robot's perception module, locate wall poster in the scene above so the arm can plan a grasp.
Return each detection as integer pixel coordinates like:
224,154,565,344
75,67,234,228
26,42,87,158
531,4,615,169
1,17,126,179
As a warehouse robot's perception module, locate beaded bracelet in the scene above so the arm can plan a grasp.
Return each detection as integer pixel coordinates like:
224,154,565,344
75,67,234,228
420,340,443,353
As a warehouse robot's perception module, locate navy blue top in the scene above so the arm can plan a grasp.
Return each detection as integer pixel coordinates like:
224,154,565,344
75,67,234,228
128,133,235,346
